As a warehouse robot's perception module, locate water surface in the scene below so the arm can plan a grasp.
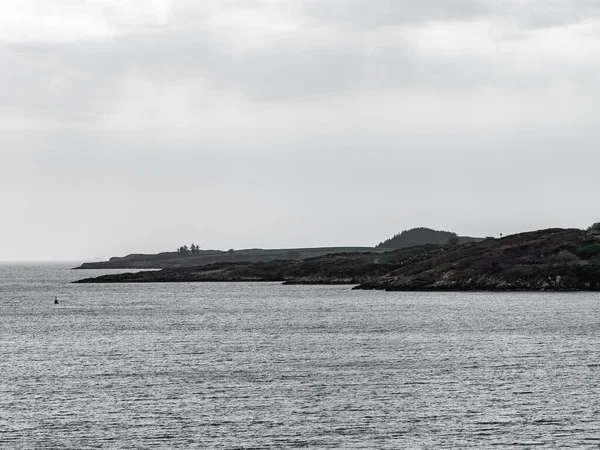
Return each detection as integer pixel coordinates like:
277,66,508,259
1,264,599,448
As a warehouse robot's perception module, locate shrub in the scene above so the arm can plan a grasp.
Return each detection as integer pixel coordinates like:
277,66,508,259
555,250,580,262
575,243,600,260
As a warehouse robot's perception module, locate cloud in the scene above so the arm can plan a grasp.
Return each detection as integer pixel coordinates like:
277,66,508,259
2,0,600,127
1,1,600,260
516,0,600,29
299,0,600,30
299,0,490,29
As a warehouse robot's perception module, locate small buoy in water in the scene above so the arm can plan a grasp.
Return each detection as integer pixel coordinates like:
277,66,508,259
54,296,59,305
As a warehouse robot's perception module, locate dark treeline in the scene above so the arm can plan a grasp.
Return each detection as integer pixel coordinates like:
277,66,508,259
177,244,201,256
377,227,459,249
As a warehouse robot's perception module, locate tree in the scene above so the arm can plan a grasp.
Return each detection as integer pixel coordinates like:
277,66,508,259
377,227,459,249
178,245,200,256
588,223,600,232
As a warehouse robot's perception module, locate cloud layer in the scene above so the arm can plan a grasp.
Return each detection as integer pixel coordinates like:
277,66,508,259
1,0,599,260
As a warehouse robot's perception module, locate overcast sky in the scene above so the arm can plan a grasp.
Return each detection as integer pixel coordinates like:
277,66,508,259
1,0,599,261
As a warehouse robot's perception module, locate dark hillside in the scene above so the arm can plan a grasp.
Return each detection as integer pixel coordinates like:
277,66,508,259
362,228,600,291
376,227,483,249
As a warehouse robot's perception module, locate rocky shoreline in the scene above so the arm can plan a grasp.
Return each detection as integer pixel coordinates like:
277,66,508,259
74,228,600,291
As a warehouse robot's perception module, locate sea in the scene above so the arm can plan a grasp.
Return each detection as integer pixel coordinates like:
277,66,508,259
1,263,599,449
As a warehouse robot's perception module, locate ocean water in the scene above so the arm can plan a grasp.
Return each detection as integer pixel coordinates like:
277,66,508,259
1,263,600,449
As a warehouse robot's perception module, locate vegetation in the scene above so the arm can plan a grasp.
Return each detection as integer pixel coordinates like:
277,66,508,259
363,228,600,291
377,227,460,249
588,223,600,232
575,243,600,260
177,244,201,256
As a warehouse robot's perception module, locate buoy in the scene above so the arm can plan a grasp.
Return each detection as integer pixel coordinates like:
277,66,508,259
54,296,59,305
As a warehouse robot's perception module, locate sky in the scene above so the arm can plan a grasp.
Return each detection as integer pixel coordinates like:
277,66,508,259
1,0,599,261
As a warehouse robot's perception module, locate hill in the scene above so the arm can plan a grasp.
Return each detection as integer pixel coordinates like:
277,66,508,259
376,227,483,249
362,228,600,291
75,228,600,291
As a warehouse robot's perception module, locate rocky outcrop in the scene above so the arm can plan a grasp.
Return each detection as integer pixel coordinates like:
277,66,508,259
357,228,600,291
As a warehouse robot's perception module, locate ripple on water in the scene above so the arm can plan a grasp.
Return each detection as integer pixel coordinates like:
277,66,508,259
1,266,600,448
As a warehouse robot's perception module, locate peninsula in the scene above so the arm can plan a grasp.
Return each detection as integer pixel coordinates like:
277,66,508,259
74,246,388,270
74,227,482,270
75,227,600,291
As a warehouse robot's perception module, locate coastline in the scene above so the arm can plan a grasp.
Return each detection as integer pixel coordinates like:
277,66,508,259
73,228,600,292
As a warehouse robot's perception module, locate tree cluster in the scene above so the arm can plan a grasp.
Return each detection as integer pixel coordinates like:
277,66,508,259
177,244,201,256
377,227,459,249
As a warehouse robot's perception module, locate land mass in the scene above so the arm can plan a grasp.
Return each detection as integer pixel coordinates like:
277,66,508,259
75,227,483,270
75,228,600,291
74,247,388,270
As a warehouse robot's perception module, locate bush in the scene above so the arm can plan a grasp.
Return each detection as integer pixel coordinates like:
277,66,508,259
575,243,600,260
555,250,580,262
